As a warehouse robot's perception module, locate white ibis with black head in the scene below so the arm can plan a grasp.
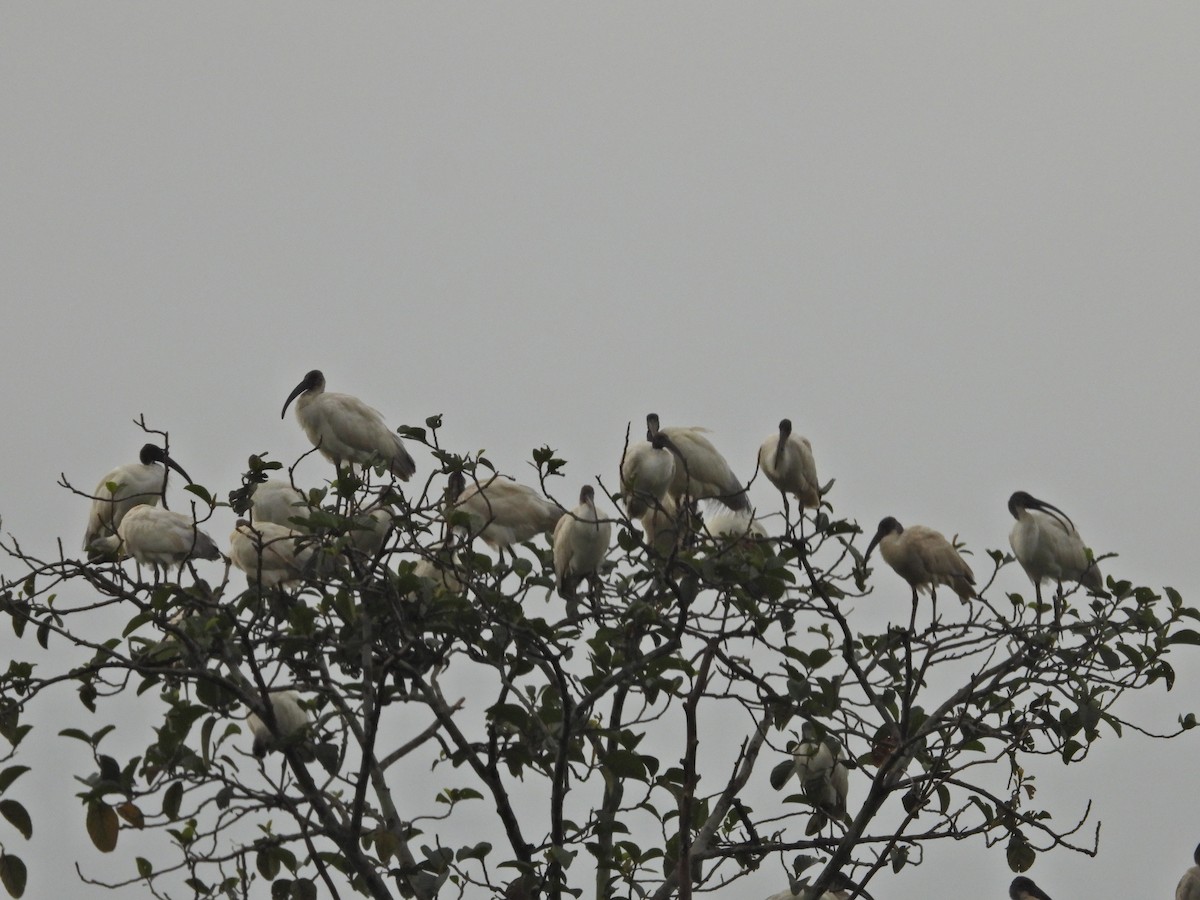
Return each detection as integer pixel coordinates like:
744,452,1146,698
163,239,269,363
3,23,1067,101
790,722,849,819
553,485,612,600
1010,875,1053,900
1008,491,1104,606
620,432,677,518
759,418,822,510
83,443,193,555
446,471,563,551
864,516,975,630
91,505,220,579
1177,842,1200,900
246,690,311,759
646,412,749,511
281,370,416,480
230,519,314,589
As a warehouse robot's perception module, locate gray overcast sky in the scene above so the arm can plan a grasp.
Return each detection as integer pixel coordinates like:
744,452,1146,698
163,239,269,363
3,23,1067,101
2,4,1199,898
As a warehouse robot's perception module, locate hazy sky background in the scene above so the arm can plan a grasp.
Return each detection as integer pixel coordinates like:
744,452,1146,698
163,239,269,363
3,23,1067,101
3,4,1200,897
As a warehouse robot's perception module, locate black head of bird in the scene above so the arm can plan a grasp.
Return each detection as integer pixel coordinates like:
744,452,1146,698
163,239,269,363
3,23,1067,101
1008,490,1076,532
139,444,194,483
1009,875,1052,900
864,516,903,564
281,369,325,418
645,412,661,440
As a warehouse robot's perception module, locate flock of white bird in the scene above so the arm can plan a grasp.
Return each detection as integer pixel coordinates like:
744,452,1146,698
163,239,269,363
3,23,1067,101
77,370,1122,897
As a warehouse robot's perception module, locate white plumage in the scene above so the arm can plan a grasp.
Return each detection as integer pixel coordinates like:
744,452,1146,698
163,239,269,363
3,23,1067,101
246,690,310,758
411,539,466,598
640,497,681,556
620,433,677,518
553,485,612,599
865,517,976,603
791,727,849,819
765,876,852,900
703,509,767,544
250,480,309,529
1008,491,1103,602
646,413,749,511
281,370,416,480
446,471,563,550
230,519,314,588
83,443,193,554
1177,843,1200,900
759,418,821,509
93,505,219,578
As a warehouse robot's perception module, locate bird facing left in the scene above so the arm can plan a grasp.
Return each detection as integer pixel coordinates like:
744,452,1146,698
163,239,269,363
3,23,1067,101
281,369,416,480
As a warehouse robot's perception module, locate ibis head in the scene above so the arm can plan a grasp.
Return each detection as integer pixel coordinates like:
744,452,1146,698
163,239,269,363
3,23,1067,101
1008,490,1076,532
645,412,661,440
138,444,194,484
1009,875,1053,900
864,516,903,564
281,369,326,418
778,418,793,438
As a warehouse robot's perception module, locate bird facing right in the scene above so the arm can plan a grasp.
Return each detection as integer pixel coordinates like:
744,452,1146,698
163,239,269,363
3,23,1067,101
83,443,193,555
1007,490,1104,604
1177,842,1200,900
1009,875,1053,900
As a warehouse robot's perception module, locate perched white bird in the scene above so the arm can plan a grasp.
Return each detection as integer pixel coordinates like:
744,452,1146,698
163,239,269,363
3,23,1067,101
246,690,311,758
759,418,821,510
646,413,749,512
640,496,681,557
342,503,394,558
1010,876,1053,900
1008,491,1104,604
83,443,193,555
411,538,466,598
865,516,975,630
281,369,416,480
866,517,975,600
446,471,563,551
790,725,849,819
620,432,677,518
553,485,612,600
250,480,310,529
230,519,314,588
1178,843,1200,900
765,871,855,900
91,505,220,579
703,509,767,545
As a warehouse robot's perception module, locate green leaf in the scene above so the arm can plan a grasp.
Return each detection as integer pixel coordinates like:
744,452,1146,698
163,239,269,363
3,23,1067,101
0,852,27,898
86,802,118,853
257,848,281,880
136,857,152,878
290,879,317,900
183,484,213,505
1006,832,1035,872
1169,629,1200,646
0,801,32,840
162,781,183,821
0,767,30,794
769,759,795,791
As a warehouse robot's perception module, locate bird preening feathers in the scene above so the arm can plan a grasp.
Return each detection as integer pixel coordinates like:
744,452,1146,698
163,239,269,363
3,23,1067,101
1008,490,1104,607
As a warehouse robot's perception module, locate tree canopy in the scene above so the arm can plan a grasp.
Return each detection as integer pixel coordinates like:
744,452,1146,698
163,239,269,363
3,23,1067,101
0,418,1194,900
